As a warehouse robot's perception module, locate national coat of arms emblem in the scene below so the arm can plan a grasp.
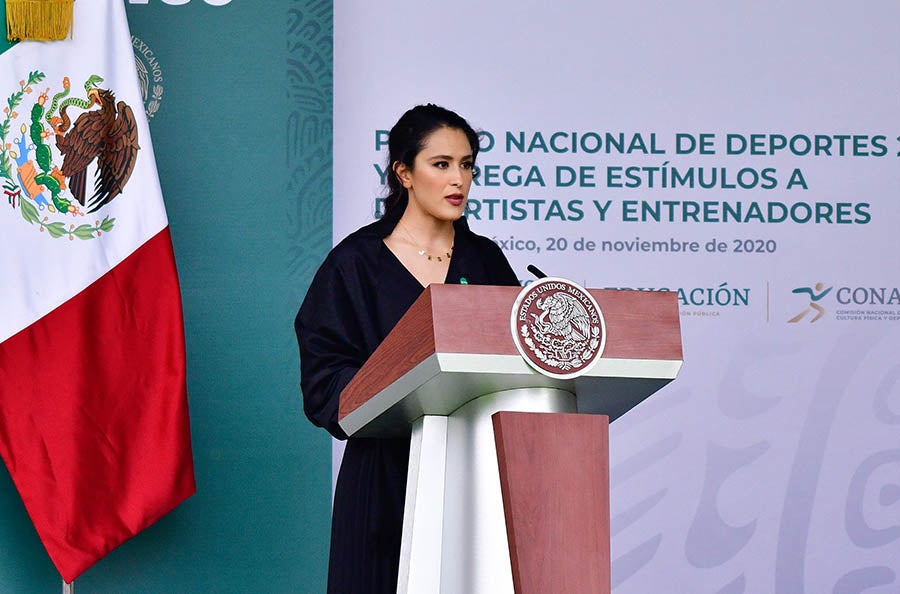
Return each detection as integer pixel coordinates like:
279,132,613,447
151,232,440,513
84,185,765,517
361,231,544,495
510,277,606,379
1,71,139,240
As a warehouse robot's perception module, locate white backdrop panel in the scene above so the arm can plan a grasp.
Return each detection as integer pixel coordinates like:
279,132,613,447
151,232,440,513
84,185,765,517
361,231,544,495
335,2,900,592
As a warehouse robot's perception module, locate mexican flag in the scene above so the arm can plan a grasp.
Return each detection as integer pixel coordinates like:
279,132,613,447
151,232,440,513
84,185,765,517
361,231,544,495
0,0,195,582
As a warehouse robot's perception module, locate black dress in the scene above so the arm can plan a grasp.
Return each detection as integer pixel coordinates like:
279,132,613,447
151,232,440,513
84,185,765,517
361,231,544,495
295,201,520,593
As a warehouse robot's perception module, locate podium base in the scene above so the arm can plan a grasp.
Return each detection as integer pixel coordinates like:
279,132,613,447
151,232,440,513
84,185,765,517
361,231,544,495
397,386,576,594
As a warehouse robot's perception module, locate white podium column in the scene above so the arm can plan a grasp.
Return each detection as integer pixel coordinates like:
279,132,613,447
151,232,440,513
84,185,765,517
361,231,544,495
396,387,575,594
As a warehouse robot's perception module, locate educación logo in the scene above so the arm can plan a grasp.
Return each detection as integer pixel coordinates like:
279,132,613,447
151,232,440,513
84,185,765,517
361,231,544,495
2,72,139,240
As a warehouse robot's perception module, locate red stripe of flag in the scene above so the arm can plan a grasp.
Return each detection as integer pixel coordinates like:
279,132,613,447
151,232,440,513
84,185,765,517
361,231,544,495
0,227,195,581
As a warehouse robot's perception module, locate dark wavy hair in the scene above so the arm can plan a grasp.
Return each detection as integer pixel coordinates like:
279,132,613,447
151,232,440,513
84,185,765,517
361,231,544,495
383,104,480,214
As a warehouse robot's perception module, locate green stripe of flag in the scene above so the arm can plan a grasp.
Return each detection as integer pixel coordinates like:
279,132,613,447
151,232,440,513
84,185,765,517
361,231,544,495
0,0,19,55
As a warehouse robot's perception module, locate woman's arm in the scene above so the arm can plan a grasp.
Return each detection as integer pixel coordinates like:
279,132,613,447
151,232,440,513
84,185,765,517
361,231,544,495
295,255,368,440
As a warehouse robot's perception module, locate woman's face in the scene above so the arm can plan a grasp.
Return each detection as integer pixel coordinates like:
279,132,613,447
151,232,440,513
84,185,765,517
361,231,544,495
395,126,475,224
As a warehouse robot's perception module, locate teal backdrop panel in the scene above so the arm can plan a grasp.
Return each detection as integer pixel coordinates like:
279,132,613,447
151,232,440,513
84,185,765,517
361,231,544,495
0,1,333,592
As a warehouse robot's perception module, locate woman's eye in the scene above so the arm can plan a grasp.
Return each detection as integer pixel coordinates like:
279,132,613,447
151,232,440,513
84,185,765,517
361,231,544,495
434,161,449,169
461,161,473,170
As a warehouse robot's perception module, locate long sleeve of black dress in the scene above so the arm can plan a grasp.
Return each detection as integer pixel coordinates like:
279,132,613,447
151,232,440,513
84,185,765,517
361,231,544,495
296,250,369,440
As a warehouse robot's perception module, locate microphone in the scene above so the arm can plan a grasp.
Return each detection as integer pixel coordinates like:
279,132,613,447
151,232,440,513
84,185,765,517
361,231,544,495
527,264,547,279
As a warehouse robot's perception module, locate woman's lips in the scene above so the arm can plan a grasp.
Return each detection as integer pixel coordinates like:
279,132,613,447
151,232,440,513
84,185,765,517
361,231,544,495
445,193,464,206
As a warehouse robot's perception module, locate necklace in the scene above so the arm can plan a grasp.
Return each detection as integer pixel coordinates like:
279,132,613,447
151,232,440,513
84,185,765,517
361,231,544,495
400,222,453,263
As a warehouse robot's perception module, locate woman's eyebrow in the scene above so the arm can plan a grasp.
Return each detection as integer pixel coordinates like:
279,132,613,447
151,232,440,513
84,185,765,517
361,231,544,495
426,153,473,160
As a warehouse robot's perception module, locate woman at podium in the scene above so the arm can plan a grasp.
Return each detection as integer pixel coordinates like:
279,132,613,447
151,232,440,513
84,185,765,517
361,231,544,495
296,104,519,593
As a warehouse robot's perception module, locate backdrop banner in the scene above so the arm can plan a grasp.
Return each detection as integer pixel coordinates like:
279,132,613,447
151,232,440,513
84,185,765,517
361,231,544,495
335,2,900,592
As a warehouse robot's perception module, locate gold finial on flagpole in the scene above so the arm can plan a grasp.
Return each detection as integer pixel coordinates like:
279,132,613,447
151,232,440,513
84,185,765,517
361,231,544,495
6,0,75,42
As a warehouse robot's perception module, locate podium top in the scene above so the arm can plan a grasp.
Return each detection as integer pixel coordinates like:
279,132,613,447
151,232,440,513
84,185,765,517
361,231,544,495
339,285,682,437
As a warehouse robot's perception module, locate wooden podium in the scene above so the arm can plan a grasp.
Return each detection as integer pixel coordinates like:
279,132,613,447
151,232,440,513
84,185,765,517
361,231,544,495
339,284,682,594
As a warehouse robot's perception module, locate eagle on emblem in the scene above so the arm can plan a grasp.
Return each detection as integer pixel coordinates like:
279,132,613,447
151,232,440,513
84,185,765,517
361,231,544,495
50,76,139,213
532,292,592,342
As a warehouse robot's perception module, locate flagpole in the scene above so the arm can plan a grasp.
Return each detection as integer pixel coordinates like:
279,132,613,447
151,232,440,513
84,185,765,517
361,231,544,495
62,580,74,594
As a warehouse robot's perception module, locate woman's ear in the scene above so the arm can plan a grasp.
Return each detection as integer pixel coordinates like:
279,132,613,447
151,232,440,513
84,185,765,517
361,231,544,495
393,161,412,189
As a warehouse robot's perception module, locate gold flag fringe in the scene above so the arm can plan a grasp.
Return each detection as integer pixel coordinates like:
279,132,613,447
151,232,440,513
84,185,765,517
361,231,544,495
6,0,74,42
